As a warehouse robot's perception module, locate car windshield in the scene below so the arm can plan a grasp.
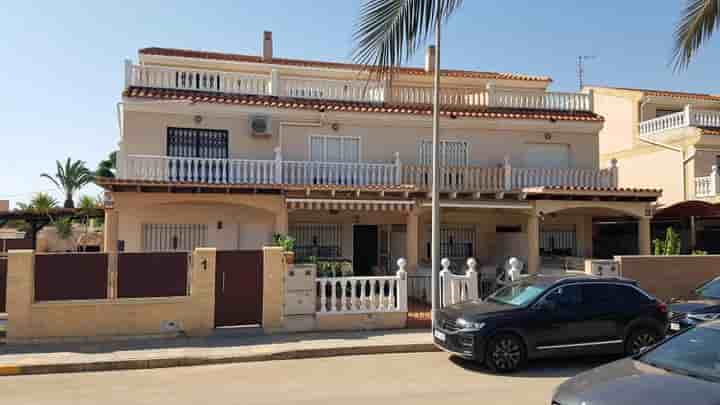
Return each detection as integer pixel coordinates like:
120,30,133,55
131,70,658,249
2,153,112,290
639,326,720,383
487,280,548,306
696,278,720,299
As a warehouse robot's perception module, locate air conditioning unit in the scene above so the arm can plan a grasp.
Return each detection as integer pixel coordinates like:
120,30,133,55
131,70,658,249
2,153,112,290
250,114,272,137
584,259,619,278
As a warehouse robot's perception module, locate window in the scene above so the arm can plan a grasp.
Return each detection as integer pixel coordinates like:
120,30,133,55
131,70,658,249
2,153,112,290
142,224,208,252
496,225,522,233
309,136,359,162
581,284,646,308
290,223,343,260
639,327,720,382
612,285,651,305
655,109,683,118
540,229,577,256
426,225,475,261
167,127,229,159
419,140,469,166
525,144,570,169
543,285,583,306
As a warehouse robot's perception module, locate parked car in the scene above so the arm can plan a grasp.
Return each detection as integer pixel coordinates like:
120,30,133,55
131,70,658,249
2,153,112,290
552,320,720,405
668,276,720,333
433,275,668,373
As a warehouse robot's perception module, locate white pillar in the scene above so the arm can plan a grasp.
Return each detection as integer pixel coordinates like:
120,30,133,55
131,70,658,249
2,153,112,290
396,258,408,312
394,152,402,185
638,217,651,255
465,258,479,300
270,69,280,96
274,147,283,184
439,258,451,308
527,214,540,274
503,155,512,190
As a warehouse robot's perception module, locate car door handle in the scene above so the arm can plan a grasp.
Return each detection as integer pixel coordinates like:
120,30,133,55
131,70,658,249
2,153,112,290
222,272,226,293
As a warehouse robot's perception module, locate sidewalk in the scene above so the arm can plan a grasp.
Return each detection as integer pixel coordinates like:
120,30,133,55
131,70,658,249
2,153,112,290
0,329,436,376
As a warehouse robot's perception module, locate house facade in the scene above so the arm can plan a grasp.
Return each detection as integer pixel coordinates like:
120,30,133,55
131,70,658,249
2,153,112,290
98,32,659,276
587,86,720,252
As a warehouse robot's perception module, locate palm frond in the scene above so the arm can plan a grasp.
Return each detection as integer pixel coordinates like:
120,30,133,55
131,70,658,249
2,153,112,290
672,0,719,71
352,0,463,81
40,173,61,189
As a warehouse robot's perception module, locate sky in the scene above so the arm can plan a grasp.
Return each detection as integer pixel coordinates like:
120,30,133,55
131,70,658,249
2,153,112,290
1,1,719,208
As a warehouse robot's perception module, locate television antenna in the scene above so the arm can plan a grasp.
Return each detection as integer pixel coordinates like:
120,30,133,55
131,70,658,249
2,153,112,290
577,55,596,90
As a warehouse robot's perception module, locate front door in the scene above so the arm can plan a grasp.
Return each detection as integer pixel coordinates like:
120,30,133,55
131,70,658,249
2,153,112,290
214,250,263,327
353,225,378,276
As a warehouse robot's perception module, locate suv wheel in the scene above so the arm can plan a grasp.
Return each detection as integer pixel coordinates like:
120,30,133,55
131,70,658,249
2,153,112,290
625,328,660,356
486,334,526,373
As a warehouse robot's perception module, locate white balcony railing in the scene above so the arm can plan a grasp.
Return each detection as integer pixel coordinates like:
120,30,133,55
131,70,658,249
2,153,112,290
316,268,407,314
695,166,720,198
639,105,720,138
125,61,593,112
439,258,479,308
118,151,619,191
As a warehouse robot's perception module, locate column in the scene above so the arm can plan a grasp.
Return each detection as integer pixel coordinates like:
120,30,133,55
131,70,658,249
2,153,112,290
527,214,540,274
104,208,119,253
6,250,35,343
262,246,285,333
274,206,288,235
405,210,420,272
638,216,651,255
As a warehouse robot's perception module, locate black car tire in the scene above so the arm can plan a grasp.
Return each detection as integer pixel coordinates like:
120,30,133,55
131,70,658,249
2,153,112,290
485,333,526,373
625,327,660,356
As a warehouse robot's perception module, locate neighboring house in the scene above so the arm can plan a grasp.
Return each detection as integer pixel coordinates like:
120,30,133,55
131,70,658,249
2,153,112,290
98,31,660,275
586,86,720,253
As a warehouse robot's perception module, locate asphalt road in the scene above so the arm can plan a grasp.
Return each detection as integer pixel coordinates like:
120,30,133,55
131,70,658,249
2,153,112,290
0,352,616,405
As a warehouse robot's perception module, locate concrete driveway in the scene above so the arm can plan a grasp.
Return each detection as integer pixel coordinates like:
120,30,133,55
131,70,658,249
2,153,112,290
0,352,618,404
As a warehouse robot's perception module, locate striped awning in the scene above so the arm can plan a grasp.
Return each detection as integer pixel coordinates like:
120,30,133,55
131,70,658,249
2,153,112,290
286,198,415,212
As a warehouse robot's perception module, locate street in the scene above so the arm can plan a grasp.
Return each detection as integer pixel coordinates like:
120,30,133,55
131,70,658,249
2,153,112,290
0,352,615,404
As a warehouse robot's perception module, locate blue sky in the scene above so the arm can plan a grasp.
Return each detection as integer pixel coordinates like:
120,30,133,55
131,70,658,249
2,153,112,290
2,1,719,208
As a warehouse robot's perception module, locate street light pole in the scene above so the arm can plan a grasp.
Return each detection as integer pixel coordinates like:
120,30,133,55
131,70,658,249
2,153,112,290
430,16,441,328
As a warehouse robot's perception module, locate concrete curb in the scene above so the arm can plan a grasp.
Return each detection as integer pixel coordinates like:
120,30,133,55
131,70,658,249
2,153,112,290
0,343,439,376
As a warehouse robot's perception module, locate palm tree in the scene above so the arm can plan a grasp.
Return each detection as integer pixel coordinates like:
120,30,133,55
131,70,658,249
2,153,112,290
95,151,117,179
352,0,463,323
41,158,93,208
17,192,59,217
673,0,719,70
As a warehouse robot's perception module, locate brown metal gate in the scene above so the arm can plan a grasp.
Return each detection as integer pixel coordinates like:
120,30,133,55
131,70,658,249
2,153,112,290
214,250,263,327
0,257,7,313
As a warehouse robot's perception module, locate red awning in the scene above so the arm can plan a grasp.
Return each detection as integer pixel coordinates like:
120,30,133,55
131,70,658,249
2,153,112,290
653,200,720,219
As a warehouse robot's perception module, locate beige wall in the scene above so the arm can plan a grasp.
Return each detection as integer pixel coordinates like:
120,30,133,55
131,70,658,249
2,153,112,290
315,312,406,331
608,147,685,206
616,255,720,302
6,249,216,343
114,193,284,252
0,200,8,211
122,103,603,171
590,89,640,156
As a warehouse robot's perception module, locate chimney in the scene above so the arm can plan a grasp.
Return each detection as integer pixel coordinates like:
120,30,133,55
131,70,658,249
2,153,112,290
263,31,273,61
425,45,436,72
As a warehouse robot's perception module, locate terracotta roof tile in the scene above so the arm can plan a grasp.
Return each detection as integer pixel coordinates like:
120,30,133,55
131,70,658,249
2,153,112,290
700,127,720,136
139,47,552,82
590,86,720,102
124,87,603,122
523,185,661,194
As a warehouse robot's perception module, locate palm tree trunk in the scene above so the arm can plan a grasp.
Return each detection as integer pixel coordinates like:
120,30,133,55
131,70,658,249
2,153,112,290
431,16,442,326
64,194,74,209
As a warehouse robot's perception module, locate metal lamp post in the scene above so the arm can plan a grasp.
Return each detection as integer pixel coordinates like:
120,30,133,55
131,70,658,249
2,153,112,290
430,16,442,327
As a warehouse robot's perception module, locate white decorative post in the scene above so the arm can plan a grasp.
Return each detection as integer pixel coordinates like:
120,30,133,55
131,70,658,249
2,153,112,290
394,152,402,185
396,258,408,312
486,82,496,107
465,258,479,301
610,158,619,188
503,155,512,191
270,69,280,96
274,147,283,184
684,104,693,126
124,59,132,88
712,165,719,196
439,258,452,308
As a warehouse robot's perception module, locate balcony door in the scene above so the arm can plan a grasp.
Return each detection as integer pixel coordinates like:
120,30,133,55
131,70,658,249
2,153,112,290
166,128,229,182
309,135,359,162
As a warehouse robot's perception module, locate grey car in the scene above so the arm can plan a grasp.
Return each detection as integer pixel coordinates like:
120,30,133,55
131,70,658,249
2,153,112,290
552,320,720,405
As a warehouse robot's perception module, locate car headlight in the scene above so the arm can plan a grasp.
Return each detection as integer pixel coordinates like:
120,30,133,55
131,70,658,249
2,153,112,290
456,319,486,330
688,312,720,322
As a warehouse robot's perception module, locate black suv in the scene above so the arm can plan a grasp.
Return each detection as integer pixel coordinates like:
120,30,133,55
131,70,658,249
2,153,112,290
433,275,668,372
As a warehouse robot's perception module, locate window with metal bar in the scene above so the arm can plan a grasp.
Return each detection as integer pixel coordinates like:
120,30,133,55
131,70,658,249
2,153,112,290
167,127,229,159
142,224,208,252
419,140,469,166
290,223,343,261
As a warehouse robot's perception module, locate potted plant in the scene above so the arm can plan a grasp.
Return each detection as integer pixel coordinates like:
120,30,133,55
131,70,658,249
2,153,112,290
273,233,296,264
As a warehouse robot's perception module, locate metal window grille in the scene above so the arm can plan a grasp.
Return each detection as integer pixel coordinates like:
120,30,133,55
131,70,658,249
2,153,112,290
290,223,343,260
426,226,475,265
142,224,208,252
167,127,229,159
419,140,469,166
540,230,577,256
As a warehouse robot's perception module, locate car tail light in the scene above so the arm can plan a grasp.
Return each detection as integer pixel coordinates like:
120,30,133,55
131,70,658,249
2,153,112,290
656,301,668,313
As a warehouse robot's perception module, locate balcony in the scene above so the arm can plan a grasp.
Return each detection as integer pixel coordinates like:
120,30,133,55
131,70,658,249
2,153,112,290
117,151,618,192
695,167,720,198
125,62,593,112
639,105,720,140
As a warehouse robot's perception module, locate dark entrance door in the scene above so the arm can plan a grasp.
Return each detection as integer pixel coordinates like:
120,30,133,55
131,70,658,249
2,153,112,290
214,250,263,327
353,225,378,276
